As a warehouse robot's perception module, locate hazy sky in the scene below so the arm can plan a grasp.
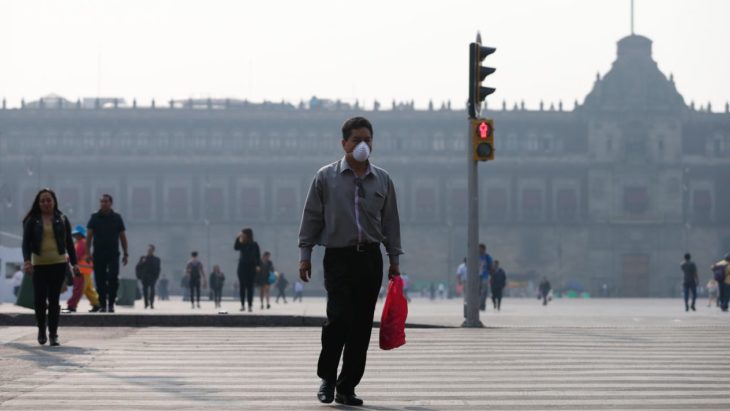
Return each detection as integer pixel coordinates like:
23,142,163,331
0,0,728,110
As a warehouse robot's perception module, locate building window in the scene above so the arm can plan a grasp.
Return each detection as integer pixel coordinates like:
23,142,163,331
276,187,297,221
486,188,508,222
449,188,467,222
240,187,262,220
58,188,80,218
414,187,436,221
623,186,649,214
692,189,712,223
167,187,189,220
131,187,152,221
556,189,578,222
522,188,543,221
204,187,225,221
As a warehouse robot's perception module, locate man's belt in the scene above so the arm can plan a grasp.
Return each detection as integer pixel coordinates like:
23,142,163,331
327,243,380,253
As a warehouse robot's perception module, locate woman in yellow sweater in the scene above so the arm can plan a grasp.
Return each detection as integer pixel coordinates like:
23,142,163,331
22,189,79,346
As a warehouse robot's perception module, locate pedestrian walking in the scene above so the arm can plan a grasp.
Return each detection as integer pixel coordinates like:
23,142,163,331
86,194,128,313
136,244,161,309
210,265,225,308
456,257,467,297
293,280,304,302
298,116,403,406
186,251,206,308
707,278,719,308
158,275,169,300
258,251,274,310
681,253,698,312
478,244,493,311
65,225,100,312
234,228,261,312
539,277,552,306
11,264,23,297
22,188,80,346
713,255,730,311
275,272,289,303
401,272,411,302
437,283,445,299
490,260,507,311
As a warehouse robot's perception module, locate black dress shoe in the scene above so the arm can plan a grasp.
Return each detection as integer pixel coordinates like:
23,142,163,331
335,392,363,406
49,335,60,346
317,380,335,404
89,305,101,313
37,329,47,345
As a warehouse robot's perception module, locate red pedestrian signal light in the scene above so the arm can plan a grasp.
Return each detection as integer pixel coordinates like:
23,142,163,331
471,118,494,161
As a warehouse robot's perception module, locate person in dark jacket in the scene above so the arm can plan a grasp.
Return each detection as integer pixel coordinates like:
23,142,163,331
210,265,225,309
234,228,261,312
135,244,161,309
680,253,698,312
275,272,289,303
539,277,552,306
257,251,274,310
490,260,507,311
22,189,80,346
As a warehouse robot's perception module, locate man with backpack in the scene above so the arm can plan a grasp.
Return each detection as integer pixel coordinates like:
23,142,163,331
713,254,730,312
186,251,207,309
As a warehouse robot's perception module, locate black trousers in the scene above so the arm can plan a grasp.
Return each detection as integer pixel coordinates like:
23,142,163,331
237,269,255,308
683,282,697,309
720,283,730,311
213,286,223,305
491,287,503,309
93,253,120,307
189,279,201,305
142,280,157,307
275,287,287,302
317,246,383,394
32,263,66,336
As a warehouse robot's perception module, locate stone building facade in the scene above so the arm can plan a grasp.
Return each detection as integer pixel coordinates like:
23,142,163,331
0,34,728,296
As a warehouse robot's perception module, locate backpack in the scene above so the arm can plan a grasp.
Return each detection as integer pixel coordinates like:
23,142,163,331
713,264,726,283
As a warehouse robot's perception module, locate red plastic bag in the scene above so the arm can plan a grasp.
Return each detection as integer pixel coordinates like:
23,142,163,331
379,276,408,350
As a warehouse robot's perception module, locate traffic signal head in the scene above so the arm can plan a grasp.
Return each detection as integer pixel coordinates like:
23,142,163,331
471,118,495,161
468,41,496,119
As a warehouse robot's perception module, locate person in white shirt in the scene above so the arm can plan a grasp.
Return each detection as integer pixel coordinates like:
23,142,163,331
11,265,24,297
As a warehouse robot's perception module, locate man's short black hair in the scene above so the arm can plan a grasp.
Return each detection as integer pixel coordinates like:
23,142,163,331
684,253,691,260
191,251,198,257
341,116,373,140
102,193,113,204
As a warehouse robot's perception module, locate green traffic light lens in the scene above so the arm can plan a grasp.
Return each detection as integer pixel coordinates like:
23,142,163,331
476,142,492,157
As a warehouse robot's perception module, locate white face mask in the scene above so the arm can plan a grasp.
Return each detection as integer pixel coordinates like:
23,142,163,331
352,141,371,162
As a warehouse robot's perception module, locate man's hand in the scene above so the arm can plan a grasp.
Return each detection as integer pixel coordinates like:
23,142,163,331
72,265,81,276
299,260,312,282
388,264,400,279
122,255,129,266
23,261,33,275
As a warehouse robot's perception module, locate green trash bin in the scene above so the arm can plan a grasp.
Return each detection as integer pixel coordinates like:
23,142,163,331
116,278,137,307
15,272,34,309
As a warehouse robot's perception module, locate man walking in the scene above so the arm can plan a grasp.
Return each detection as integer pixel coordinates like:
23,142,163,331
478,244,493,311
490,260,507,311
136,244,161,309
681,253,698,312
714,254,730,312
86,194,128,313
299,116,402,406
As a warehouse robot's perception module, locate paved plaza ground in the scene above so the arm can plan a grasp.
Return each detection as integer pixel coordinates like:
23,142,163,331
1,298,729,410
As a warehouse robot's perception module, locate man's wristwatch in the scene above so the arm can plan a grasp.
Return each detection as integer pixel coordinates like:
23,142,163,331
123,252,129,257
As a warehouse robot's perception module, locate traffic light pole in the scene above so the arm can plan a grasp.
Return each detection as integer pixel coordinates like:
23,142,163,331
464,124,483,328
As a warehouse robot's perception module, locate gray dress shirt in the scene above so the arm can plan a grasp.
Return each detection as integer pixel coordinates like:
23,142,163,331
298,156,403,265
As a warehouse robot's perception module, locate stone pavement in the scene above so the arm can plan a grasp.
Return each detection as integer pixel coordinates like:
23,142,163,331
3,297,729,328
1,299,729,410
